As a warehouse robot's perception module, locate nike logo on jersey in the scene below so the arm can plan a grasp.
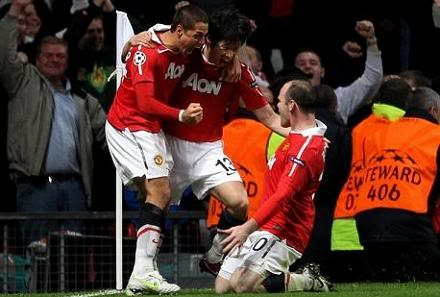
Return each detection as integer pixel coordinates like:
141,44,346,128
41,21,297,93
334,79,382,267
157,48,170,54
182,73,222,95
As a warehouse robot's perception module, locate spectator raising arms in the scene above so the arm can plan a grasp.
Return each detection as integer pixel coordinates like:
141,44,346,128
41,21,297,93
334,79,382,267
0,0,107,247
294,20,383,124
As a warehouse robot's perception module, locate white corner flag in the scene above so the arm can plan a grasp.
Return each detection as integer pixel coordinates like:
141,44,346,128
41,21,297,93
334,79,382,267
115,10,134,291
116,10,135,86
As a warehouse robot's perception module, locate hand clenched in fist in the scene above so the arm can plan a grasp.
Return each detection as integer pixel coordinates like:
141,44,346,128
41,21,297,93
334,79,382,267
181,103,203,124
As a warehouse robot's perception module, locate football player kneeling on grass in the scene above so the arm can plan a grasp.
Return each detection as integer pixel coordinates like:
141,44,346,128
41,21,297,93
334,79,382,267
215,79,332,293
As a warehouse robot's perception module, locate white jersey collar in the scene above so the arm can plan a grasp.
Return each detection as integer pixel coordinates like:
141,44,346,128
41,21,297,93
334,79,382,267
290,119,327,137
147,23,171,47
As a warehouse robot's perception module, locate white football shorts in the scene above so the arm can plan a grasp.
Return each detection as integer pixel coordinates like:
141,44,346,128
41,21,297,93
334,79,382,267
105,122,173,185
218,230,302,280
166,135,242,203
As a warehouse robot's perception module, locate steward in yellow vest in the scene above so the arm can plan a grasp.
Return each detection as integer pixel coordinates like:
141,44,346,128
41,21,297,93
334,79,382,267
332,78,412,253
332,113,392,251
331,78,413,281
356,116,440,281
356,118,439,215
355,86,440,281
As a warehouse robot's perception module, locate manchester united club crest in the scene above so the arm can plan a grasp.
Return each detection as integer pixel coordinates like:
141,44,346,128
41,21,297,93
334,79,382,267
154,155,164,166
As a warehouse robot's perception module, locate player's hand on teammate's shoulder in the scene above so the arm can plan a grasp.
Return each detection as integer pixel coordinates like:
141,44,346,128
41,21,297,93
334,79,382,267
129,31,155,48
121,31,154,62
181,103,203,124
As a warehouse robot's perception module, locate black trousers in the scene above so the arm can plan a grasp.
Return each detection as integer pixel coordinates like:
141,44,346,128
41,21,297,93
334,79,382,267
363,242,440,281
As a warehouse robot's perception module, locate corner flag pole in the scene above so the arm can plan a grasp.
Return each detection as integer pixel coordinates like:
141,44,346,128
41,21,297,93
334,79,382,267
115,10,134,290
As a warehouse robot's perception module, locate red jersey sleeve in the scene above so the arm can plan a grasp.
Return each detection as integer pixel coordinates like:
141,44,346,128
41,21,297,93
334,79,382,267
126,46,156,84
134,83,180,121
253,146,322,226
127,46,180,121
238,66,268,110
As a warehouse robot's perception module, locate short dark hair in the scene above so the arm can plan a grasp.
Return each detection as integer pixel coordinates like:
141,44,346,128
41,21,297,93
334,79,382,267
399,70,431,88
374,78,412,110
271,74,309,100
208,7,252,46
294,47,324,65
314,84,337,112
410,87,440,111
170,4,209,32
36,36,68,57
286,81,317,114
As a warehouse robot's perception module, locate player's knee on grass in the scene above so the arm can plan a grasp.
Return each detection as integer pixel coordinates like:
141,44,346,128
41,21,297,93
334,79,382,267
214,276,232,293
230,274,258,293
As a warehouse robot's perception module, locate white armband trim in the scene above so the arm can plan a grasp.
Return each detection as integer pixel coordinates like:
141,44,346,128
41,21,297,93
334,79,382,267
178,110,184,122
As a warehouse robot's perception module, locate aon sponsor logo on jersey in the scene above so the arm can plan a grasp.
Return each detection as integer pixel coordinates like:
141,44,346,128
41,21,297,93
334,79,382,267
165,63,185,80
182,73,222,95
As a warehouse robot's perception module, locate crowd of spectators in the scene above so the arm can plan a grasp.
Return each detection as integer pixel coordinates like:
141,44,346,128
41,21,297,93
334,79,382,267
1,0,440,285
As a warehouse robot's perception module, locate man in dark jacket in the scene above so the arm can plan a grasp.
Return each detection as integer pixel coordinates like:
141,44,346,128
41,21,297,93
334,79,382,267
0,0,107,247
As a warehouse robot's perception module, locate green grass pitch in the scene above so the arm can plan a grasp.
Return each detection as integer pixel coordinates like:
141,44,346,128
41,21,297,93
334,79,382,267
2,283,440,297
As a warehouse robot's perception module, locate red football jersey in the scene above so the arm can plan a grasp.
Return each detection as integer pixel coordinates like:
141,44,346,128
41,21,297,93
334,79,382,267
108,43,187,132
253,122,327,253
163,53,268,142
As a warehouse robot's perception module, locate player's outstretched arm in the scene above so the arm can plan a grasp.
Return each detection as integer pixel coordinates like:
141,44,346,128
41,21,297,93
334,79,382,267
253,105,290,137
